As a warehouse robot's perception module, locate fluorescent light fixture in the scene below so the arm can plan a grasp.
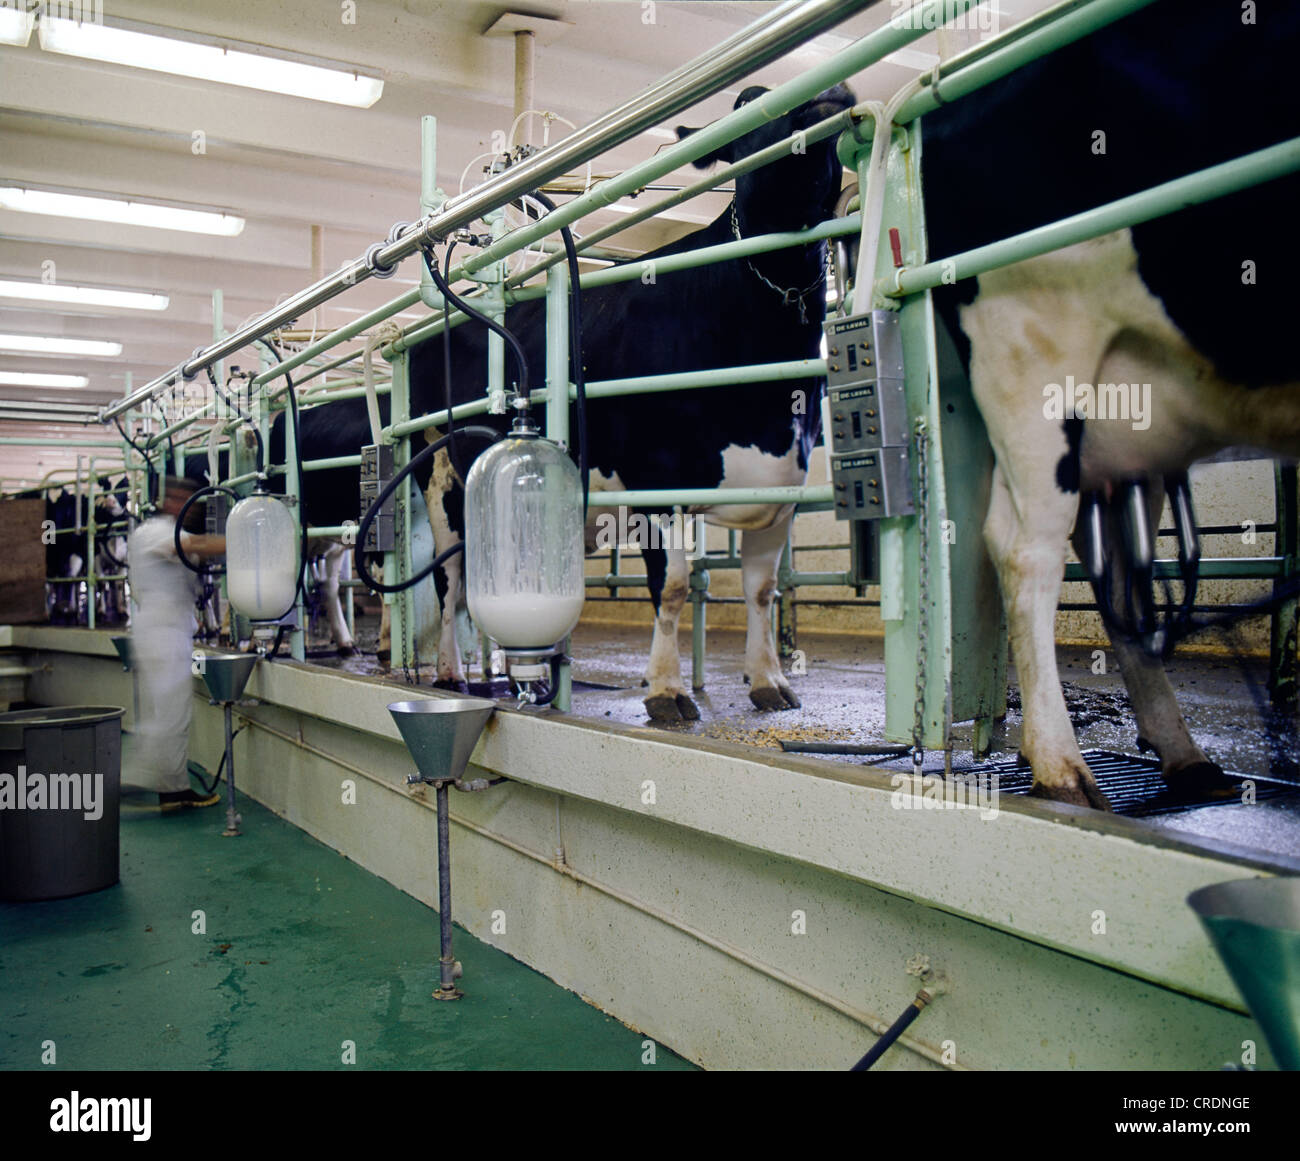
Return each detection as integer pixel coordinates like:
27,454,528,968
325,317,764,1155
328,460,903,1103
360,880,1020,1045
0,333,123,356
0,187,244,235
39,17,384,108
0,4,34,46
0,371,91,388
0,279,168,311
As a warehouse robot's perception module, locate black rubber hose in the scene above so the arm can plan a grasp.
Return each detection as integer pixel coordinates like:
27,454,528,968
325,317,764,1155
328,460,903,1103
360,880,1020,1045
524,190,589,516
195,722,248,796
205,366,265,477
422,246,531,403
850,996,926,1071
173,484,240,573
522,652,566,707
115,416,160,512
353,423,502,595
254,339,311,617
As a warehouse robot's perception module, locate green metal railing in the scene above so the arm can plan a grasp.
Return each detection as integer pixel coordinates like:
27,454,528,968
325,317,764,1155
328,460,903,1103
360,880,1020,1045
47,0,1292,709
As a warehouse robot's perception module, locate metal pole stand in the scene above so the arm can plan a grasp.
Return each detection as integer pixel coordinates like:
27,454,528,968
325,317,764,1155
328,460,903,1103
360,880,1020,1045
432,779,462,1001
221,700,242,838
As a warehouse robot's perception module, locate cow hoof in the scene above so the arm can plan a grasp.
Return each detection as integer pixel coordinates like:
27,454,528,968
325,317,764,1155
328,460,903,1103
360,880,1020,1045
749,684,800,712
432,679,471,694
336,644,357,658
644,692,700,722
1163,760,1241,799
1027,778,1113,812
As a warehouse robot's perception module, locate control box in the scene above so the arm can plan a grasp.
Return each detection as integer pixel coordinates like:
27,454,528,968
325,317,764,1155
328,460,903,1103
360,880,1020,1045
823,310,912,519
359,444,396,553
830,447,913,519
204,491,229,538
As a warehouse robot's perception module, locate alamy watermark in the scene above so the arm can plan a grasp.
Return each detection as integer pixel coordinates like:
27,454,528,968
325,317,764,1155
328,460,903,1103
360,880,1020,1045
891,770,999,819
1042,375,1151,431
0,765,104,820
890,0,1000,35
593,508,704,560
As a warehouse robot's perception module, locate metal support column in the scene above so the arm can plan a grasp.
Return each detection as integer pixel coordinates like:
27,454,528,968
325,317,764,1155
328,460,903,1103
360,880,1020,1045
846,116,1006,753
1270,463,1298,708
545,263,573,711
389,350,415,677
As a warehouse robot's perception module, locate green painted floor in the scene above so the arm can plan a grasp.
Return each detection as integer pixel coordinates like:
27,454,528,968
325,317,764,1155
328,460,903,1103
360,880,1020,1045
0,781,694,1072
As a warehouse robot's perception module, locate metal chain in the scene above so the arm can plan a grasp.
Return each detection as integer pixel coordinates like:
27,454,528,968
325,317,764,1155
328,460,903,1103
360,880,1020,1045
911,418,930,775
730,199,825,324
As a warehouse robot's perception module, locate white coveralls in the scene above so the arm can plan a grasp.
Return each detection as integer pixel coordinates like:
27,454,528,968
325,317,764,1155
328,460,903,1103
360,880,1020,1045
128,516,201,794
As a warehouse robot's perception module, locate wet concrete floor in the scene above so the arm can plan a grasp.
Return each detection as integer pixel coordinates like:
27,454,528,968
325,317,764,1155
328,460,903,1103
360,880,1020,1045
309,615,1300,861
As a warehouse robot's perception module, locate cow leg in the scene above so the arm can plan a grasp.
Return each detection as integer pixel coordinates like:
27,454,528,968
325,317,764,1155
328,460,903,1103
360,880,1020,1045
378,601,391,663
742,516,800,712
319,543,356,657
1084,481,1234,797
642,543,698,722
424,462,468,689
985,464,1112,810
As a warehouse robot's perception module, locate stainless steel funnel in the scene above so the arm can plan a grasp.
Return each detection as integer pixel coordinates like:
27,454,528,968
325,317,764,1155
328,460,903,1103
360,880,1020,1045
389,696,498,1002
199,654,258,704
388,697,496,784
1189,877,1300,1071
110,635,132,671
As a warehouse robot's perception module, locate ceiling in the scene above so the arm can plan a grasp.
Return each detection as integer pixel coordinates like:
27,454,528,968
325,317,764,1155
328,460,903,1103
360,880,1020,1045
0,0,1053,486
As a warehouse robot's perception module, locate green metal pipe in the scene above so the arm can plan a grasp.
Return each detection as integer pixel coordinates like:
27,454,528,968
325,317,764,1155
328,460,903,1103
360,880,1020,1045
293,348,372,388
420,114,444,311
1064,558,1286,581
255,290,423,391
581,358,827,400
892,0,1158,125
885,138,1300,298
507,106,858,288
147,401,214,447
587,485,832,507
297,383,392,406
298,375,390,394
0,438,122,447
392,213,859,356
299,454,364,472
385,355,826,441
419,1,969,292
545,264,570,446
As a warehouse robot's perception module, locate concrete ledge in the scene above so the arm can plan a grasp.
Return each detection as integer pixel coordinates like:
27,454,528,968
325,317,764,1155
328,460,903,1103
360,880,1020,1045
14,624,1288,1069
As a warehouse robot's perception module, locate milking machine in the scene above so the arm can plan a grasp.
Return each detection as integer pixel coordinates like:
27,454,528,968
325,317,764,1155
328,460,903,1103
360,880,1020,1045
1075,473,1201,659
353,184,591,707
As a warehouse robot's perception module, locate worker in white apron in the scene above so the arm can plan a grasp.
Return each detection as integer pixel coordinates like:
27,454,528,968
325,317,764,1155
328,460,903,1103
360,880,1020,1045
128,477,227,810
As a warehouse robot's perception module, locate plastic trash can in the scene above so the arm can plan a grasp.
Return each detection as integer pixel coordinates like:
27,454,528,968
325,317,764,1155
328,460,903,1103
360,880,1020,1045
0,706,124,901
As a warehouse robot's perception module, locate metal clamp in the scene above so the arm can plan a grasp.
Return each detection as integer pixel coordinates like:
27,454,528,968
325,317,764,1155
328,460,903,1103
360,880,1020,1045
365,241,400,279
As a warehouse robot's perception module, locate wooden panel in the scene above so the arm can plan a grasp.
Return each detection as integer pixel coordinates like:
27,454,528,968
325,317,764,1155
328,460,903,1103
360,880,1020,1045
0,499,48,624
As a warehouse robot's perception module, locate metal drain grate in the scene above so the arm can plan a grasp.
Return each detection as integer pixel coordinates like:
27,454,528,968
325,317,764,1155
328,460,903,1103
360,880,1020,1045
957,749,1299,817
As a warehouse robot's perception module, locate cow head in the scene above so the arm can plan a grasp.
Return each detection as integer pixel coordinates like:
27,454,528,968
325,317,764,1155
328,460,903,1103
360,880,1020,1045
676,83,855,234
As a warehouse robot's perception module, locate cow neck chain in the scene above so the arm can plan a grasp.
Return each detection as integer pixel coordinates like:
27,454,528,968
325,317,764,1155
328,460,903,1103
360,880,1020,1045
730,199,825,325
911,417,930,774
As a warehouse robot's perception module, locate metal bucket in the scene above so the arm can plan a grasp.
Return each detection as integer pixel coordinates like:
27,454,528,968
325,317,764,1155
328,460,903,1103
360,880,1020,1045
0,706,125,901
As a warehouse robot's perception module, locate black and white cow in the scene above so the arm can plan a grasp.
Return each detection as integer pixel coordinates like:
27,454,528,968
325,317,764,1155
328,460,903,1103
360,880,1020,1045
18,479,130,624
919,0,1299,807
411,83,856,720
